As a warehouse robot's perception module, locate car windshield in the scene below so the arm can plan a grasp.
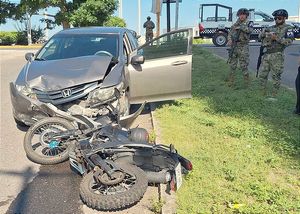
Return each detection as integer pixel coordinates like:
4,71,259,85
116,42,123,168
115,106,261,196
36,34,119,61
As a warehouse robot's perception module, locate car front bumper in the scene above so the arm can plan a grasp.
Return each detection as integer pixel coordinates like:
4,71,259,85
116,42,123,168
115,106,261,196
9,82,145,127
10,82,50,126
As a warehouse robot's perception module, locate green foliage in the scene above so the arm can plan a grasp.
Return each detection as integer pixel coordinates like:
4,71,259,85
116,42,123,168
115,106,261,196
150,198,165,214
70,0,117,27
0,31,18,45
193,38,212,44
0,26,44,45
104,16,126,27
154,47,300,213
5,0,118,29
0,0,17,24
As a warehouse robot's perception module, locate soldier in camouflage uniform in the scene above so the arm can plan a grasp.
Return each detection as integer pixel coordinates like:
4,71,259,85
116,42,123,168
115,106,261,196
258,9,294,99
143,16,155,43
227,8,253,87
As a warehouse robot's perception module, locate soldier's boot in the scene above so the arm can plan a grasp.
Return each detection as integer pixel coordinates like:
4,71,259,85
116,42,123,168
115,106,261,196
261,86,267,96
228,72,235,87
243,73,250,88
266,88,278,101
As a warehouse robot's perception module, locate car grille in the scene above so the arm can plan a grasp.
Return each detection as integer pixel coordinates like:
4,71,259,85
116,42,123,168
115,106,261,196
33,82,98,105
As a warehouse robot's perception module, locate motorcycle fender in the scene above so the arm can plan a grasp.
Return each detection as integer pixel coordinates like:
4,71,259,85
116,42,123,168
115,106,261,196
69,157,85,175
119,102,146,127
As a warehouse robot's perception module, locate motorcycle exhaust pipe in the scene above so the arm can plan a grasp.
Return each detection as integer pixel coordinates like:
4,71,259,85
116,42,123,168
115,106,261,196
145,170,171,184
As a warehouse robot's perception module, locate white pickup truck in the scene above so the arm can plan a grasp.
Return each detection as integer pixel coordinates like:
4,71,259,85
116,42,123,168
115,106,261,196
195,3,300,46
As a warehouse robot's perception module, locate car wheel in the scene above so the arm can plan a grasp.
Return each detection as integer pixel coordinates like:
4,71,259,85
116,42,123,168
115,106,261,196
212,32,228,47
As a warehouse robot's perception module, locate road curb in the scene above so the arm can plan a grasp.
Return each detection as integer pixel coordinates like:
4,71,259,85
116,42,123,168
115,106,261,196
149,103,177,214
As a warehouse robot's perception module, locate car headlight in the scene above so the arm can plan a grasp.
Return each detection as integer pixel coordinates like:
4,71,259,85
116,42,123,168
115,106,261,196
15,84,37,99
87,82,124,105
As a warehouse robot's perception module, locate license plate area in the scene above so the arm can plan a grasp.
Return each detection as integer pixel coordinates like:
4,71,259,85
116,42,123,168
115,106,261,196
175,162,182,190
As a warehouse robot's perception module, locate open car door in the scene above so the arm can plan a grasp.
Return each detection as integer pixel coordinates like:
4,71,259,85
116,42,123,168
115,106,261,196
128,28,193,104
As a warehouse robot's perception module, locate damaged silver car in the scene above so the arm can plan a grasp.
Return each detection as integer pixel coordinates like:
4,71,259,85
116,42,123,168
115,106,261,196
10,27,193,126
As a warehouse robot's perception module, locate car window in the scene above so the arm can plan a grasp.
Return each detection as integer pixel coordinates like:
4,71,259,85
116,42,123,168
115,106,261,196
37,38,57,59
126,32,138,51
254,14,264,22
139,30,189,60
36,34,119,60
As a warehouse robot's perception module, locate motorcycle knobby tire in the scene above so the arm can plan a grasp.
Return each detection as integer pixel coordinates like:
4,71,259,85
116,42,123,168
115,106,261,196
79,163,148,211
24,117,74,165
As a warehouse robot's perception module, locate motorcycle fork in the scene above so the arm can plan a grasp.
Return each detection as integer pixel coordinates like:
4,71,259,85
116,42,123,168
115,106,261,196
89,154,119,178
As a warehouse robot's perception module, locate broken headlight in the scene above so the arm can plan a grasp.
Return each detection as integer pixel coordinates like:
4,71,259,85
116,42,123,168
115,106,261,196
15,84,37,99
87,82,124,106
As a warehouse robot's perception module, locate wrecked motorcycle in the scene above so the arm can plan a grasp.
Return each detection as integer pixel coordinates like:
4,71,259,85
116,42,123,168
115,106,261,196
23,102,192,211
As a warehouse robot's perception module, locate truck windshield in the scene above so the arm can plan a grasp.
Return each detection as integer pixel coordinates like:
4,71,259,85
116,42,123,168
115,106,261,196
36,34,119,61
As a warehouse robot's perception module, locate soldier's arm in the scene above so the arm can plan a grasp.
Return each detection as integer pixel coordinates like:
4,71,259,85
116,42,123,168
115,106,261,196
228,25,235,42
275,28,294,46
258,28,268,40
239,21,253,34
143,22,146,28
152,22,155,29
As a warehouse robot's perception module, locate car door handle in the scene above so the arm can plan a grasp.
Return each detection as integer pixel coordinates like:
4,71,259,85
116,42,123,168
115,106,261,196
172,60,188,66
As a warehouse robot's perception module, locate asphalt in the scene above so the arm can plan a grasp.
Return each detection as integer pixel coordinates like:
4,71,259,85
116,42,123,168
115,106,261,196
200,41,300,89
6,162,83,214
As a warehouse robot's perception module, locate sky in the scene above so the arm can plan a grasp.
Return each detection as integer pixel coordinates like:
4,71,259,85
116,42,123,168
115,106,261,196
1,0,299,38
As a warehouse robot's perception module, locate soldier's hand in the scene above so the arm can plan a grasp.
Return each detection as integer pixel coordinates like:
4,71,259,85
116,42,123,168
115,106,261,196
271,34,278,41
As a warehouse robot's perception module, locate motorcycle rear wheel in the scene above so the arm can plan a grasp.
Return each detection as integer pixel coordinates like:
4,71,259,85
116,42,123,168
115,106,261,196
24,117,74,165
80,163,148,211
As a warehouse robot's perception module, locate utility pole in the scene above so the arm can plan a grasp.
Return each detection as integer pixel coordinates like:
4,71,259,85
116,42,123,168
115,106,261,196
138,0,141,35
175,0,179,30
166,0,170,32
156,12,160,37
119,0,123,18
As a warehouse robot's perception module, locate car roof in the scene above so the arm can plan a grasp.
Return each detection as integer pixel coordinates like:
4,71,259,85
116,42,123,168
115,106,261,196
55,27,130,35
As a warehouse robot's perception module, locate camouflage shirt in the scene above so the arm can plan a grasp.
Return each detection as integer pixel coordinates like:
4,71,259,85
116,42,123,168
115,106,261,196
143,20,155,33
228,19,253,44
259,23,294,52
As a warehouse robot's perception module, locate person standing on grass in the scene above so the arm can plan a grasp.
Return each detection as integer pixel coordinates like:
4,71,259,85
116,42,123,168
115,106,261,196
227,8,253,87
143,16,155,43
258,9,294,101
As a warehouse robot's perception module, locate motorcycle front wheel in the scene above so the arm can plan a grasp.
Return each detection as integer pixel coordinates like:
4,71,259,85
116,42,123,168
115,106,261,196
79,163,148,211
23,117,75,165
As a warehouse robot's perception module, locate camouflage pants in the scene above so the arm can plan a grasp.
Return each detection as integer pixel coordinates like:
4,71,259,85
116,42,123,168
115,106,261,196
145,32,153,43
229,44,249,75
258,52,284,92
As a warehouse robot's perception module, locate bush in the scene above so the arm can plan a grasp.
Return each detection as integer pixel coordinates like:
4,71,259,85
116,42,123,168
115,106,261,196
0,27,44,45
0,32,18,45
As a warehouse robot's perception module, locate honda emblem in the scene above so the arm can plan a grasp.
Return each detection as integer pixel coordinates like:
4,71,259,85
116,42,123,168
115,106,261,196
62,89,72,98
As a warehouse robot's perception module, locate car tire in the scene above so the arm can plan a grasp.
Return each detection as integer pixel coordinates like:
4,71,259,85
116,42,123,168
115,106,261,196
212,32,228,47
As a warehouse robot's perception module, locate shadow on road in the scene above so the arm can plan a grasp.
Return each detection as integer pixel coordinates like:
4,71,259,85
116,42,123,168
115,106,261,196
2,162,83,214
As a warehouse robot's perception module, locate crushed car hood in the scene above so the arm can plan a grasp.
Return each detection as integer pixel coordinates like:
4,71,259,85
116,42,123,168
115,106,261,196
26,55,112,91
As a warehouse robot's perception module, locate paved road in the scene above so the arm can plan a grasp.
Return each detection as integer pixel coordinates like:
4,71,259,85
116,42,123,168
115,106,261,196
0,50,159,214
201,41,300,89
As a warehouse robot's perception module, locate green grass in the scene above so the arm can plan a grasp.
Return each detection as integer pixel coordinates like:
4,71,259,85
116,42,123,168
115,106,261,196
154,47,300,214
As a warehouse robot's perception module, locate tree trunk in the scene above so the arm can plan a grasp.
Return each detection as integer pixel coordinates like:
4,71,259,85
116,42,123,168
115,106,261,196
60,0,70,29
27,13,32,45
62,20,70,29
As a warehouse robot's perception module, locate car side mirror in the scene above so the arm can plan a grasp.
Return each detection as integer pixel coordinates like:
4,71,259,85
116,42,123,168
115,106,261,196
131,55,145,65
25,52,34,62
